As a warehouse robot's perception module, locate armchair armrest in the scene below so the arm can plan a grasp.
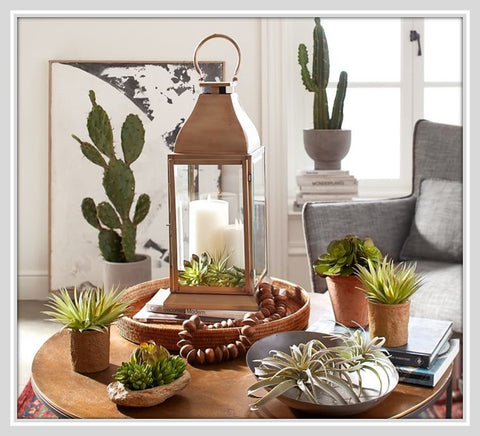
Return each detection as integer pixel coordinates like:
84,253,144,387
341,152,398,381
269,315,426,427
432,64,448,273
302,196,417,293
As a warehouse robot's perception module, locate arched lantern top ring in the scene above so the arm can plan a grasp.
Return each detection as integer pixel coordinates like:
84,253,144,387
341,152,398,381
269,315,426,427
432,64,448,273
164,34,268,312
193,33,241,83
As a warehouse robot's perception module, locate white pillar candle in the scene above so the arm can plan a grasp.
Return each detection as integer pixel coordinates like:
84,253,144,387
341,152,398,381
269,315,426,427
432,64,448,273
189,199,229,258
223,220,245,268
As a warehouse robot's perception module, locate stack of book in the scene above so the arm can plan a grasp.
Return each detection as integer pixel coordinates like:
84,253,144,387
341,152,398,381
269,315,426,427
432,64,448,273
293,169,358,211
386,317,459,387
308,316,458,387
132,288,251,325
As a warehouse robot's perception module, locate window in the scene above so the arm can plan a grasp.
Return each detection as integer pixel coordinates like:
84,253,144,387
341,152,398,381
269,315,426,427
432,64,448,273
284,17,463,201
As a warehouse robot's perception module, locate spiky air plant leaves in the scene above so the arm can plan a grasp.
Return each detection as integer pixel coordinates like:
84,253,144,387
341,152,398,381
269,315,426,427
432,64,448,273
179,251,246,287
355,256,424,304
42,286,131,332
113,341,187,391
247,328,396,411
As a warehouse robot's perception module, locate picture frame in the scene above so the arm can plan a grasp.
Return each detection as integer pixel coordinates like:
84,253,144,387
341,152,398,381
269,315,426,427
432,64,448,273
48,60,224,291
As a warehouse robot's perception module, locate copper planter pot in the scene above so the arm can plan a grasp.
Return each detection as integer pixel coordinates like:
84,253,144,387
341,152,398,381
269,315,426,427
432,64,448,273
326,276,368,327
367,301,410,347
69,327,110,373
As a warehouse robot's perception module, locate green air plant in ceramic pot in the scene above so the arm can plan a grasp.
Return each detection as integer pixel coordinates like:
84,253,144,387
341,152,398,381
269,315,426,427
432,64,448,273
72,90,152,291
107,341,191,407
313,234,382,327
298,17,350,170
43,286,131,373
355,256,424,347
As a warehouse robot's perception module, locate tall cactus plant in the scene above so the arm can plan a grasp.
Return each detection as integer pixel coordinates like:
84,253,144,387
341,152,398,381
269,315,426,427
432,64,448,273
72,90,151,263
298,17,348,130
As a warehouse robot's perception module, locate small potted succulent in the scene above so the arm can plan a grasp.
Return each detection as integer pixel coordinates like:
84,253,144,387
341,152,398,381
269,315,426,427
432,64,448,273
43,286,131,373
107,341,190,407
313,234,382,327
72,90,152,291
298,17,350,170
355,256,424,347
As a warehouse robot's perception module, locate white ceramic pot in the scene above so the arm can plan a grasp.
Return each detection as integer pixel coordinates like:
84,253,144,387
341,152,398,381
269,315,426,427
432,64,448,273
103,254,152,292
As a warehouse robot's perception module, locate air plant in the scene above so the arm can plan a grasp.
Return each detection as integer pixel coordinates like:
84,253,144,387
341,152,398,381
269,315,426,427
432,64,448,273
355,256,424,304
179,251,245,287
247,328,396,411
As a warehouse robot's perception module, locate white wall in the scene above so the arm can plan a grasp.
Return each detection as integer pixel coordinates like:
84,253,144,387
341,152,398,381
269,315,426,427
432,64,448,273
17,17,262,299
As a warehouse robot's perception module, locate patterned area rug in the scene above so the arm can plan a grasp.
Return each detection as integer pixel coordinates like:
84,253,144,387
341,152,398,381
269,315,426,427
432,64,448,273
17,379,463,420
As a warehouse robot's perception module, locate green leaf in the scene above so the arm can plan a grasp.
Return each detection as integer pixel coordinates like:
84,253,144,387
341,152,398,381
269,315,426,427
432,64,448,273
97,201,121,229
98,228,125,262
87,92,114,158
103,158,135,220
72,135,108,168
81,197,101,230
121,114,145,165
133,193,151,225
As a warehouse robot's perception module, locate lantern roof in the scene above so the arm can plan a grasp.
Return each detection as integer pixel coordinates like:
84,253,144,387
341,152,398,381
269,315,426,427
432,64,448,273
173,82,260,155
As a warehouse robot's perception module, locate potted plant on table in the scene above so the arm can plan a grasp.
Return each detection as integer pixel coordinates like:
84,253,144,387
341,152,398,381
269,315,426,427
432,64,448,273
313,234,382,327
298,17,350,170
43,286,131,373
107,341,190,407
72,90,152,291
355,256,424,347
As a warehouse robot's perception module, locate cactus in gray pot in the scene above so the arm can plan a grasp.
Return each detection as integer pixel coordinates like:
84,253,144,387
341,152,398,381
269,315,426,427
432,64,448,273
298,17,348,130
72,90,151,262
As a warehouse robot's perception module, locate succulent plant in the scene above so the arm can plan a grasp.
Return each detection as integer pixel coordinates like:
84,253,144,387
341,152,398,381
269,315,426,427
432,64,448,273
43,286,131,332
313,234,382,277
298,17,348,130
72,90,151,263
113,341,187,391
247,328,395,411
355,256,424,305
179,251,246,287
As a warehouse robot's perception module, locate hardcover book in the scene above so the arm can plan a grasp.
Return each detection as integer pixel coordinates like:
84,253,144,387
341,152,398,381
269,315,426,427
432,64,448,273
307,316,453,369
383,317,453,369
396,338,460,387
132,306,231,325
143,288,251,318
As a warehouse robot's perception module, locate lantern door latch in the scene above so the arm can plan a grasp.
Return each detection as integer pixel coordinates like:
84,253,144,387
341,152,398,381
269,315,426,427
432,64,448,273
410,30,422,56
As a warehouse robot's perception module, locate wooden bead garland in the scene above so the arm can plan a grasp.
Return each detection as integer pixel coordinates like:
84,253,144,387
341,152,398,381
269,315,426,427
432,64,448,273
177,282,289,365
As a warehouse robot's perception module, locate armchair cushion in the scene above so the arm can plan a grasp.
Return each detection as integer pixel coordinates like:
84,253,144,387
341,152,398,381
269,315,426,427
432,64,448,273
400,178,462,263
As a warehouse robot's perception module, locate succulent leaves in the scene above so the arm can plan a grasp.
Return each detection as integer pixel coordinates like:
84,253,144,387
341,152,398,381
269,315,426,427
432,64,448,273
42,286,131,332
313,234,382,277
114,341,187,391
355,256,424,304
298,17,348,129
247,329,396,411
179,251,246,287
72,90,151,262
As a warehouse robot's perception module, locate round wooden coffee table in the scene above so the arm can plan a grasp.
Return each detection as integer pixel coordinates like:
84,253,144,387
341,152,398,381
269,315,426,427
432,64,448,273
31,292,453,419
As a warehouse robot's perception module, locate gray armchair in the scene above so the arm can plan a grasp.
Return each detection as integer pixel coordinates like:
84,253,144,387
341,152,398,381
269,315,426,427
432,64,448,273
302,119,463,334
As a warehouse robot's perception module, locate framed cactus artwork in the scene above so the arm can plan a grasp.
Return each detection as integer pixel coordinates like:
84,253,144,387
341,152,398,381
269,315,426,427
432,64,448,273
48,60,224,291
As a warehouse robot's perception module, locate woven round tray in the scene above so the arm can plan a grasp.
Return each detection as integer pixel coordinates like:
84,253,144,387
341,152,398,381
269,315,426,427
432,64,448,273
117,277,310,351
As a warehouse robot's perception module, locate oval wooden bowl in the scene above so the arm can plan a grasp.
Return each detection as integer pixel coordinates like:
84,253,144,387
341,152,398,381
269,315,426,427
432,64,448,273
116,277,310,351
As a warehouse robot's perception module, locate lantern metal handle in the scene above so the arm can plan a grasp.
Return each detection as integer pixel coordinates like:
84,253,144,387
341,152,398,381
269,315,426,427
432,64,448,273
193,33,241,82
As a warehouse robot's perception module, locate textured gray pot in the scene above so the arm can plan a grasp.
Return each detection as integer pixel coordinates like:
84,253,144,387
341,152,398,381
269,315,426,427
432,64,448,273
103,254,152,292
303,129,352,170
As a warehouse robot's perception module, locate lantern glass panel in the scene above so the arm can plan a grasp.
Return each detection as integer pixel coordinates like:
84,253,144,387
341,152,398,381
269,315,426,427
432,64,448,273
173,162,246,288
252,148,267,283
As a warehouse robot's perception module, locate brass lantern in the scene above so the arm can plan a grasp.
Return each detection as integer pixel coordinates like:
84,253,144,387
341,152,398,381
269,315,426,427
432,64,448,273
164,34,267,311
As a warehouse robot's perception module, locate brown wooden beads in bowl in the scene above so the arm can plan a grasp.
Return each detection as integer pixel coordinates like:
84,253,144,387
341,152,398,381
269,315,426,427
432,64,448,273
117,277,310,357
177,281,304,365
